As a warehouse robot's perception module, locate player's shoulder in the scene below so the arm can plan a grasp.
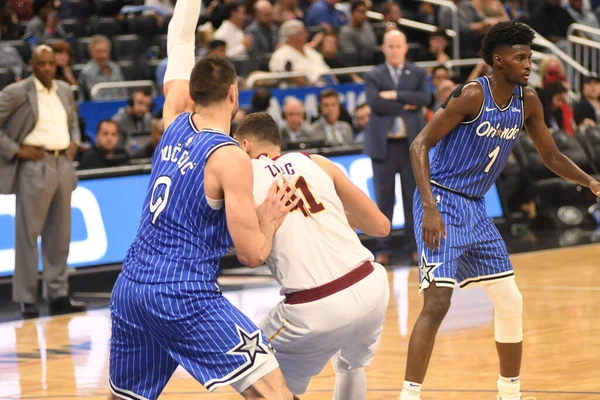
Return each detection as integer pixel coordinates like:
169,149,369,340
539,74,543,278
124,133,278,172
440,79,484,111
522,86,541,103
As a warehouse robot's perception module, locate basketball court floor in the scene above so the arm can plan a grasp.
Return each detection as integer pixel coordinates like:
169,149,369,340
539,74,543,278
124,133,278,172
0,244,598,399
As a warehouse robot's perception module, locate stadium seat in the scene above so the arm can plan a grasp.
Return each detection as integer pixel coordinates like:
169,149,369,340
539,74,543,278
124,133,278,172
93,0,125,16
552,129,598,175
578,126,600,173
127,16,158,37
117,60,138,81
2,40,32,64
71,63,86,80
152,34,167,58
91,17,123,37
62,18,89,37
0,68,15,90
76,37,94,63
514,131,553,180
112,34,142,61
66,0,92,18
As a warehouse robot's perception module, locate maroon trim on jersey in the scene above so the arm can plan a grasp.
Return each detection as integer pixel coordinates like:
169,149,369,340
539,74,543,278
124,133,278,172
284,261,374,305
300,152,311,159
271,155,281,161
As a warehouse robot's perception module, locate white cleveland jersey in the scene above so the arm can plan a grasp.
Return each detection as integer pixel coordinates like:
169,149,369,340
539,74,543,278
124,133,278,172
252,152,374,294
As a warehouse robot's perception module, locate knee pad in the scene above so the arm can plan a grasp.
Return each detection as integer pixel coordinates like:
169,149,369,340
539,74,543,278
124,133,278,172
484,278,523,343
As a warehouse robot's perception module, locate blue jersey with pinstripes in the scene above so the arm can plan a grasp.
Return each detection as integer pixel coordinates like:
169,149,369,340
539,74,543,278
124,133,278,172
121,112,238,286
430,76,524,198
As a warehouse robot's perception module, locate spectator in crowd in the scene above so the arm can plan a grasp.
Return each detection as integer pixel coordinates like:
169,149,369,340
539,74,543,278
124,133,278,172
0,45,85,319
417,29,451,65
473,0,509,21
320,32,363,83
144,0,175,16
78,120,129,169
272,0,303,24
438,0,500,58
541,80,577,134
24,0,67,44
363,30,431,266
380,2,402,25
0,41,26,82
538,55,568,89
269,20,330,85
207,38,227,57
280,97,320,148
1,0,23,40
132,117,164,159
198,0,232,31
574,75,600,127
7,0,33,22
566,0,600,41
308,88,354,146
504,0,526,20
436,78,457,105
245,0,278,70
50,40,77,86
78,35,127,100
431,64,451,89
304,0,347,28
528,0,574,46
339,1,378,66
244,86,272,114
353,103,370,143
111,89,154,151
212,2,253,58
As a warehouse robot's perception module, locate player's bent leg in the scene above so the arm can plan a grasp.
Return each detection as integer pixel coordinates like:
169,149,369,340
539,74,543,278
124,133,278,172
484,277,523,400
331,354,367,400
238,365,294,400
401,282,453,400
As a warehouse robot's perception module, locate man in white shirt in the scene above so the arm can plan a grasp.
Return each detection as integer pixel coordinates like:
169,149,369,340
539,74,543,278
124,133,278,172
269,20,331,85
0,45,86,319
212,3,253,58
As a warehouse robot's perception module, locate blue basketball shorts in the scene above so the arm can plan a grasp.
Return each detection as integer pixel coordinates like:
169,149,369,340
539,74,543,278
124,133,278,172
108,275,277,399
413,186,514,292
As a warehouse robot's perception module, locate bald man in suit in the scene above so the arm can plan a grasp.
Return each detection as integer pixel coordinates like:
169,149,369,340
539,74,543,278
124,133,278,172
0,45,87,319
364,30,431,265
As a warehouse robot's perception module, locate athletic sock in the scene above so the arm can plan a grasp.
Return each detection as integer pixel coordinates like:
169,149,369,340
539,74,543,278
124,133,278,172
399,381,422,399
498,375,521,400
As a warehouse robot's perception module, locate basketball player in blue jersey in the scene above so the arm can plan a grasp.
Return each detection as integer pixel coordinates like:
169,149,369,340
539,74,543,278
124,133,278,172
399,21,600,400
107,0,299,398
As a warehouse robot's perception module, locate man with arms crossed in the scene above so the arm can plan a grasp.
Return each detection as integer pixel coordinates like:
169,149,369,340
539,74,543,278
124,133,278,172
401,21,600,400
233,112,391,400
107,0,299,398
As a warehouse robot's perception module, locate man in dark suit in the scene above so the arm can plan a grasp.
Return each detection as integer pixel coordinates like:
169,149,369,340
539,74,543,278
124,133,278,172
364,29,431,265
0,45,87,318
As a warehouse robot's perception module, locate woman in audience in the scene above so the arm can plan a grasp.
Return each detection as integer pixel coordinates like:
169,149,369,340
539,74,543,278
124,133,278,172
473,0,510,21
541,80,577,135
0,0,23,39
51,40,78,86
573,75,600,127
272,0,302,24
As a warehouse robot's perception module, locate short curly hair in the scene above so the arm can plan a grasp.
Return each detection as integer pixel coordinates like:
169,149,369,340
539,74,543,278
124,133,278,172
479,21,535,67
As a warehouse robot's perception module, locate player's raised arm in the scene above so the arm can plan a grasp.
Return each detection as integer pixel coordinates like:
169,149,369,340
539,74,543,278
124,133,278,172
209,145,299,267
310,154,390,237
409,82,484,249
523,88,600,196
161,0,198,128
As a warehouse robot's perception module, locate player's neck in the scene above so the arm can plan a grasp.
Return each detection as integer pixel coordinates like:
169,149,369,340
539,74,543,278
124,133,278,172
192,106,233,135
252,146,281,159
488,74,517,109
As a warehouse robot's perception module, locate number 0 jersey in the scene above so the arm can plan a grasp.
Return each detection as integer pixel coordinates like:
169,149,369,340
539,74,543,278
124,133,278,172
120,113,238,286
430,76,524,198
252,153,374,294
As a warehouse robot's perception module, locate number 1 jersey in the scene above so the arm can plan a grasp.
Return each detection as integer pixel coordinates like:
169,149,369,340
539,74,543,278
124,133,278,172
252,153,374,294
120,113,238,286
430,76,524,198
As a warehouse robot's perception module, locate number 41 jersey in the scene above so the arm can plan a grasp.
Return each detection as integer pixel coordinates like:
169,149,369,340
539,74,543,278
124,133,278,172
430,76,524,198
252,153,374,295
120,113,238,286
